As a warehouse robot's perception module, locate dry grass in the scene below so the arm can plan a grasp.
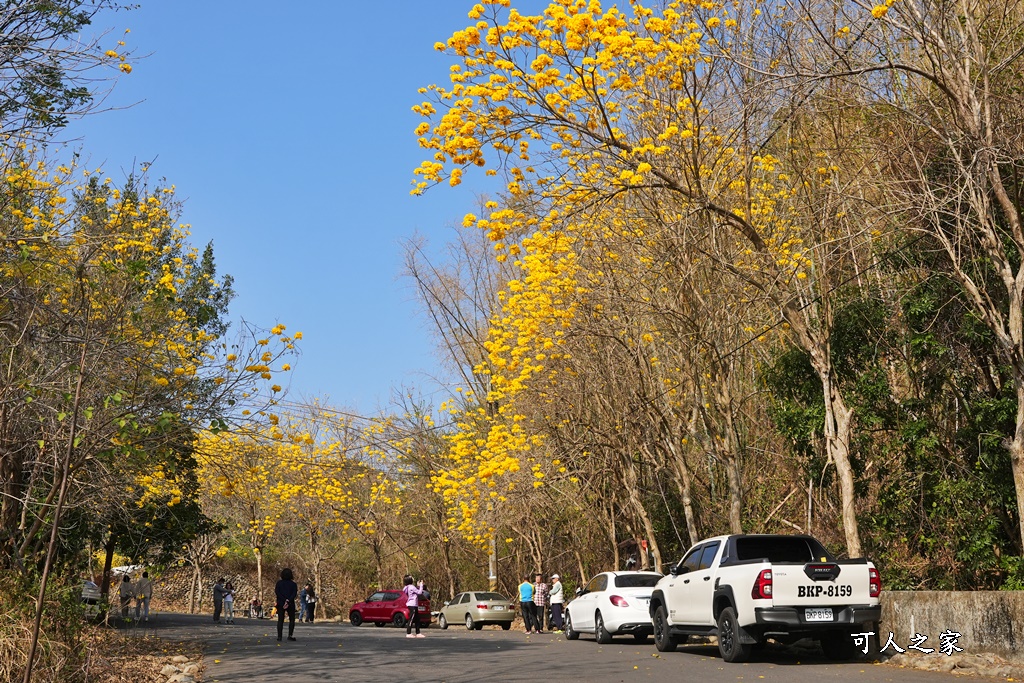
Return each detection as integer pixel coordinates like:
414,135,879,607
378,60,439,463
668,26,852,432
0,618,203,683
0,613,79,683
81,629,204,683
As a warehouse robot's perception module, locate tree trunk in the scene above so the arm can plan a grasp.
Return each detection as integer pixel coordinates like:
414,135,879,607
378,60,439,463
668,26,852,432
99,533,116,602
818,364,861,557
198,575,205,614
440,535,456,599
372,540,384,587
723,453,744,535
602,494,619,570
1012,375,1024,551
188,567,199,614
97,532,116,624
529,525,544,571
25,351,83,683
628,485,663,570
667,433,700,547
574,549,587,586
677,457,699,547
784,304,863,558
254,546,264,605
313,560,323,620
710,361,744,534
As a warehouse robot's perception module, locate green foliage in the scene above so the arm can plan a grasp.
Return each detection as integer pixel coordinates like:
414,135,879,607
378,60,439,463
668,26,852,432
0,1,132,135
763,346,824,463
759,278,1021,588
1000,557,1024,590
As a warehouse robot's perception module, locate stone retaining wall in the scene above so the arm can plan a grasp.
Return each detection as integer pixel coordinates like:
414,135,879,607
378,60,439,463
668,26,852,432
881,591,1023,660
144,563,366,620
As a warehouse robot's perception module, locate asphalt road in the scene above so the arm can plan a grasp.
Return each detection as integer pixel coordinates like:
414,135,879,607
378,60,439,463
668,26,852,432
134,613,962,683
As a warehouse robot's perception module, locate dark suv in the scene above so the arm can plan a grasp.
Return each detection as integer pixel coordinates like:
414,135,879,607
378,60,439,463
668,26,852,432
349,590,432,627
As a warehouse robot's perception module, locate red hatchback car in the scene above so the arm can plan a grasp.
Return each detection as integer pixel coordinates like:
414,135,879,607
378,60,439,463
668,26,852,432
349,589,432,628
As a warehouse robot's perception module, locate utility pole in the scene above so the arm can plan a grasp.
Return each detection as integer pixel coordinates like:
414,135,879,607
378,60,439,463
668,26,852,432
486,375,499,592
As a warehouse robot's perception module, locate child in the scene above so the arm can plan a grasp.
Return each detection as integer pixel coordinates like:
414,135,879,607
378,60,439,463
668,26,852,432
223,581,236,624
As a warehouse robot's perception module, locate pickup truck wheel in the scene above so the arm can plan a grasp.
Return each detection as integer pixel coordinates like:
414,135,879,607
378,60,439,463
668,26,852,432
564,611,580,640
717,607,751,663
821,631,860,661
653,606,678,653
595,612,613,644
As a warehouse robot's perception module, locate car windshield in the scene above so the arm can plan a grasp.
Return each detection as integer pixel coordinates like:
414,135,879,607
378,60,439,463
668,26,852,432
475,592,507,601
614,574,661,588
734,536,832,563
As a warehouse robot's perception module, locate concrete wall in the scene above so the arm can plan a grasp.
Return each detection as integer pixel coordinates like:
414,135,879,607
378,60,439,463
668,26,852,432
882,591,1024,659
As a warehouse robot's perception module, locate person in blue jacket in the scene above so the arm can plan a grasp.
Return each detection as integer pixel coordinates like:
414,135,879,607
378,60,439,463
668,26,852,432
518,575,538,633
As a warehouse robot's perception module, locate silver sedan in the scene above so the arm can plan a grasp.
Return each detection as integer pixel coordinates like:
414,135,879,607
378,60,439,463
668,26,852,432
437,591,516,630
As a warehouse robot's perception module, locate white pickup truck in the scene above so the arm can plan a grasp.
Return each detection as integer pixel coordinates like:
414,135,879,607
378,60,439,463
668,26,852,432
649,534,881,662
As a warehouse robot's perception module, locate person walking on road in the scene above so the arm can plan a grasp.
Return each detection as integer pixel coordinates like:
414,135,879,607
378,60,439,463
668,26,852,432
135,571,153,622
533,573,549,633
275,568,298,642
224,581,236,624
518,575,538,633
118,574,134,620
304,583,317,623
212,578,226,623
298,584,308,622
402,575,426,638
549,573,564,632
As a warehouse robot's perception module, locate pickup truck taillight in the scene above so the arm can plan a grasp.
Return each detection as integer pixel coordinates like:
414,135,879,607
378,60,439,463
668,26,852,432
751,569,772,599
869,568,881,598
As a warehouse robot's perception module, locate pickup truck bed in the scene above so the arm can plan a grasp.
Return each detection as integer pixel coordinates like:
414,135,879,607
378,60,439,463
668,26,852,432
649,534,881,662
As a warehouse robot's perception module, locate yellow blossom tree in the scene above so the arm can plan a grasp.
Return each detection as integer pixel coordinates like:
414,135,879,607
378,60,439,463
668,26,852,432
415,0,886,557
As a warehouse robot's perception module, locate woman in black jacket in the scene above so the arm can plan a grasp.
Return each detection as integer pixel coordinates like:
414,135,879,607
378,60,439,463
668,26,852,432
275,568,298,641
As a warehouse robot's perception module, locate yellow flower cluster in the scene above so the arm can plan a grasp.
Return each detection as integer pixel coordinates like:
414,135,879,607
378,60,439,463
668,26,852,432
409,0,865,545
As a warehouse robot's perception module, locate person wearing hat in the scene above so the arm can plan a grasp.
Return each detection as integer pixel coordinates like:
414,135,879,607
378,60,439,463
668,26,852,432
549,573,565,632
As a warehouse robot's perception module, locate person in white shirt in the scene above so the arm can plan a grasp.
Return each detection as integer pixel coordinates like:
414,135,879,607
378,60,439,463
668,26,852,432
117,575,134,620
549,573,565,632
135,571,153,622
224,581,236,624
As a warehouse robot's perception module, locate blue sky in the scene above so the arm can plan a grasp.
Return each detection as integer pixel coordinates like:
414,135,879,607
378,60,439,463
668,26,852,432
58,1,546,414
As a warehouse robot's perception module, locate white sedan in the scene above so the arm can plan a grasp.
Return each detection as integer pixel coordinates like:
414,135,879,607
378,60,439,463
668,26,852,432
564,571,661,643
